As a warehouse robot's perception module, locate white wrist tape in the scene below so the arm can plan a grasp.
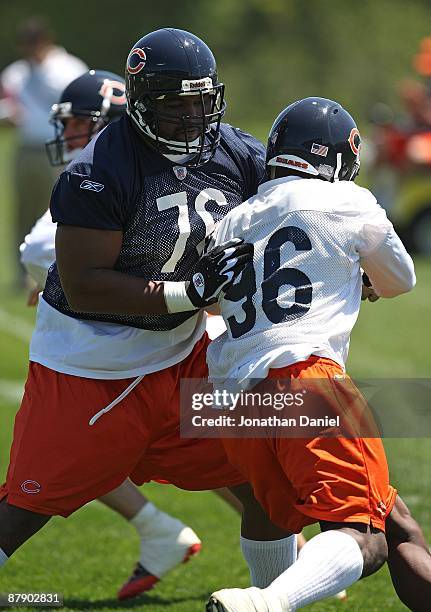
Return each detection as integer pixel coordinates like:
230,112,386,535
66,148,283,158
164,281,196,313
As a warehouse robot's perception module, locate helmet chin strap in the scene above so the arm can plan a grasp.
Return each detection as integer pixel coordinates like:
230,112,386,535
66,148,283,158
142,122,202,153
333,152,343,181
163,151,196,163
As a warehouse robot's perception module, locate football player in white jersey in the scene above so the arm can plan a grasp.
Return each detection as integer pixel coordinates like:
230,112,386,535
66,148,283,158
206,98,424,611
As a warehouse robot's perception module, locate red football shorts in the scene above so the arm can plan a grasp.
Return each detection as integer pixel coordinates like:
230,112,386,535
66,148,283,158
0,334,244,517
221,356,396,534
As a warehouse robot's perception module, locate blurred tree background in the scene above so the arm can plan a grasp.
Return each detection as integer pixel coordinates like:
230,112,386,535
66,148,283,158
1,0,430,140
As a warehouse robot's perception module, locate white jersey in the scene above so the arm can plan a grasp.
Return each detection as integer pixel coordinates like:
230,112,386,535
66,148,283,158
206,176,416,385
21,210,226,378
30,299,207,379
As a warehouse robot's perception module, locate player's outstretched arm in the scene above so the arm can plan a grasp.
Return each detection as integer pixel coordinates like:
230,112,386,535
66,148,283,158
56,225,251,315
360,229,416,298
353,191,416,299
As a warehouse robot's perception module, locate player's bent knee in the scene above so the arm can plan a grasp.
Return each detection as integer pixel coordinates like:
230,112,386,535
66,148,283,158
344,529,387,578
360,530,388,578
321,522,388,578
229,483,268,520
0,499,51,556
229,483,292,540
228,482,257,506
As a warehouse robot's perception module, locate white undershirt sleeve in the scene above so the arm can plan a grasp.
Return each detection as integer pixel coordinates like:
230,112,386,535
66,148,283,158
360,228,416,297
353,193,416,298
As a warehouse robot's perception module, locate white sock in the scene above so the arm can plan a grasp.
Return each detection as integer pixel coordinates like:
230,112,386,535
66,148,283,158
0,548,8,568
130,502,160,536
264,530,363,610
241,536,297,588
130,502,200,578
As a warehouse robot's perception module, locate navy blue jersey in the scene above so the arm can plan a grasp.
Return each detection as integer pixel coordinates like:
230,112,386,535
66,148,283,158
43,116,265,330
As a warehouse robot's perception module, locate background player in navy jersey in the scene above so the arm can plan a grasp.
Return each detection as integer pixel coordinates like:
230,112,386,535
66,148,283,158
0,27,291,594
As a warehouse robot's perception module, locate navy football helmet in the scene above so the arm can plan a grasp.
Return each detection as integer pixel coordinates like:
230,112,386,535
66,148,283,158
125,28,226,166
266,97,361,182
46,69,126,166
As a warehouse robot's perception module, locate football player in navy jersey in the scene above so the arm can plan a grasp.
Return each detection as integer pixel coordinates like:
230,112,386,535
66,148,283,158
20,68,208,600
0,27,289,597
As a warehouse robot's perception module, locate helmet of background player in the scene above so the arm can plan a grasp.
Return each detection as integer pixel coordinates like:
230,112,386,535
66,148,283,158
266,97,361,182
46,69,126,166
125,28,226,167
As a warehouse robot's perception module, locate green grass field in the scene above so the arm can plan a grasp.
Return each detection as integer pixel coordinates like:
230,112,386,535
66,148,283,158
0,130,430,611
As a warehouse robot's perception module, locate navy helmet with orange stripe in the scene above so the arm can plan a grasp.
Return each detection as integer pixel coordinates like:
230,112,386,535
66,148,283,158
266,97,361,182
46,69,126,166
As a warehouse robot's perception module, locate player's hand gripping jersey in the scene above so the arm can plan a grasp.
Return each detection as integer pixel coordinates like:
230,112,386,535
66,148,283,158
30,117,264,379
207,176,416,384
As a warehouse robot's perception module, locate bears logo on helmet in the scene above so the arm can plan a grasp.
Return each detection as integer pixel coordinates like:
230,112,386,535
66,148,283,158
98,80,127,106
348,127,361,156
126,48,147,75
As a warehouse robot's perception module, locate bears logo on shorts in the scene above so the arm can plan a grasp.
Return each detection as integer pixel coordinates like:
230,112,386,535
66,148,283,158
21,480,41,494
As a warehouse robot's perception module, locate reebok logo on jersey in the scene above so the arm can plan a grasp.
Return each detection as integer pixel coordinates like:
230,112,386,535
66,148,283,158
80,180,105,192
21,480,41,494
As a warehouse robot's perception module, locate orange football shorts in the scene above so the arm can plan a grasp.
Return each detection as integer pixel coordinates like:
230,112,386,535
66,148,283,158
0,334,244,517
221,355,396,533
